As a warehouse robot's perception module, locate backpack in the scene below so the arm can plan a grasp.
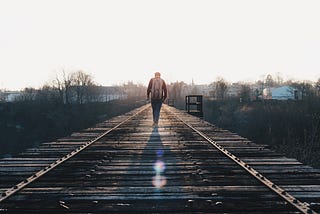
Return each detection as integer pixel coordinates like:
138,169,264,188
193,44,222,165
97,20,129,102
151,78,163,100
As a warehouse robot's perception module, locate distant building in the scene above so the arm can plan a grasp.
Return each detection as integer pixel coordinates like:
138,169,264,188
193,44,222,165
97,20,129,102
82,86,128,103
1,91,22,102
263,86,300,100
99,86,128,102
226,83,242,97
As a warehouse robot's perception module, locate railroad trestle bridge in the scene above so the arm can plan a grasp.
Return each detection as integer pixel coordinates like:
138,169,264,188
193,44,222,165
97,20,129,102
0,104,319,213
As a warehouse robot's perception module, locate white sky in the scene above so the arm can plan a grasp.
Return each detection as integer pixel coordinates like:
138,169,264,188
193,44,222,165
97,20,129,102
0,0,320,90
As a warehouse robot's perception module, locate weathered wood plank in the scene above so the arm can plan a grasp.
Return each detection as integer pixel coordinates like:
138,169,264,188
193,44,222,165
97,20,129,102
0,105,319,213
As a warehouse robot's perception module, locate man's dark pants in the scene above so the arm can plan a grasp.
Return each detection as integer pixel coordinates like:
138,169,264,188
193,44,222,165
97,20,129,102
151,99,162,124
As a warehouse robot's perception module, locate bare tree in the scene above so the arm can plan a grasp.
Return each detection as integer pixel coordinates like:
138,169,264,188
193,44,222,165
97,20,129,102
169,81,185,100
71,70,94,104
315,78,320,97
211,77,228,100
0,89,6,102
274,72,284,86
239,84,252,102
36,84,60,102
52,75,63,103
265,74,274,88
50,70,100,104
289,81,315,99
52,70,73,104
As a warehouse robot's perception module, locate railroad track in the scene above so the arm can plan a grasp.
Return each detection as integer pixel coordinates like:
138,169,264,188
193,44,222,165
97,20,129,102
0,104,319,213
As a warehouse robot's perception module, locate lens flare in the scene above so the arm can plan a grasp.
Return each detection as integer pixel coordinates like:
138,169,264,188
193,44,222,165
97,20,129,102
156,150,164,158
153,160,166,173
152,160,167,188
152,175,167,189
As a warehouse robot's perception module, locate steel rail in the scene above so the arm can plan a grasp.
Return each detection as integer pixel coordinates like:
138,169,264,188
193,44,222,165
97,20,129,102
164,105,316,214
0,104,151,203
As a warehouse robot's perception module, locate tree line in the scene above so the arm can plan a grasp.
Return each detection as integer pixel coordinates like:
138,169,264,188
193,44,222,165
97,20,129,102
0,99,144,157
0,70,146,157
165,74,320,168
9,70,146,104
203,98,320,168
210,75,320,101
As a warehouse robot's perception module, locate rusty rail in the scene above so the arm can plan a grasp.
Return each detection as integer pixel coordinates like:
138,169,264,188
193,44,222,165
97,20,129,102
0,105,151,203
164,105,316,214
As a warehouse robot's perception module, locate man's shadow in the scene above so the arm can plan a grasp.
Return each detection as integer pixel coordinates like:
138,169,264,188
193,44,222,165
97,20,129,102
140,127,167,190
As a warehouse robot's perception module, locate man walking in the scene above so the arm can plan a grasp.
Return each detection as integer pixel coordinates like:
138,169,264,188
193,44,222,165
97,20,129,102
147,72,167,127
